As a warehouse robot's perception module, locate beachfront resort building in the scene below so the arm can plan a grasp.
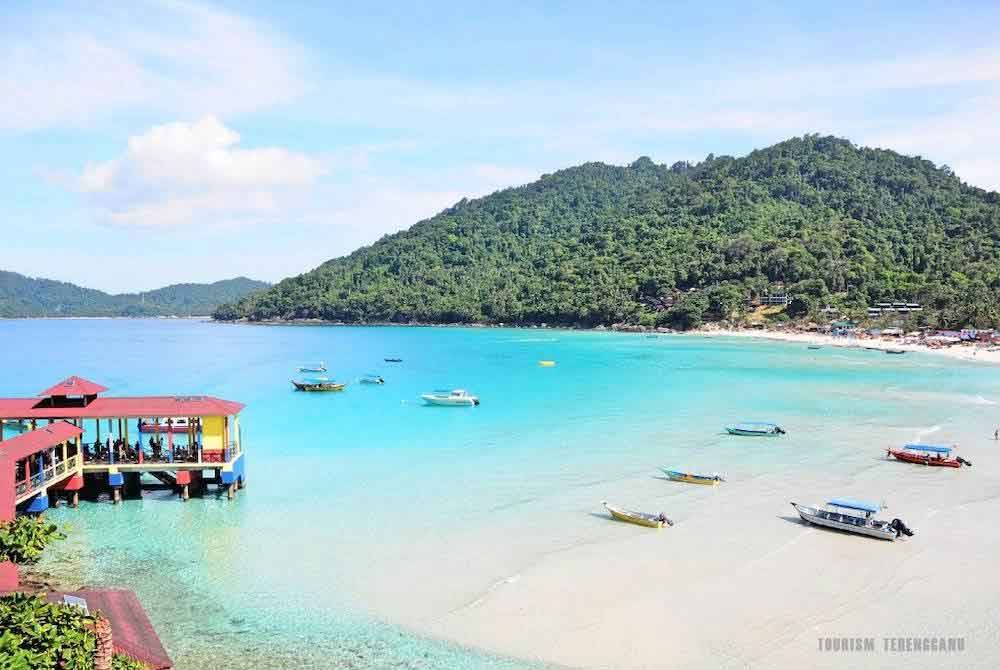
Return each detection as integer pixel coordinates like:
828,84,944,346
0,376,247,513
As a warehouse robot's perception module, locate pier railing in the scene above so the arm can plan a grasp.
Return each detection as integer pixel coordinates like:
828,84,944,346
14,454,80,502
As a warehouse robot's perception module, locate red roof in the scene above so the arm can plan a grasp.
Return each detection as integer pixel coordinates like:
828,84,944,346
0,421,82,461
0,396,244,420
47,589,173,669
38,376,109,397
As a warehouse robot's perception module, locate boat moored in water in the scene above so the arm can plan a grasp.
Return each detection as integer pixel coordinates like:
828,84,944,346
298,362,327,373
291,377,346,392
726,422,786,436
602,501,673,528
661,468,725,485
791,498,913,541
360,374,385,385
885,349,906,355
138,417,199,433
384,358,403,363
421,389,479,406
887,444,968,468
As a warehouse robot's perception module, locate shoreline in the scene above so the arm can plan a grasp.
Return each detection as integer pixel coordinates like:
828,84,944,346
210,316,1000,366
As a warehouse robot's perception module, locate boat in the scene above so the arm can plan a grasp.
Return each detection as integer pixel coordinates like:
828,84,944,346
725,422,786,436
538,360,556,367
360,374,385,385
807,345,823,350
661,468,724,485
602,501,673,528
421,389,479,406
885,349,906,355
384,358,403,363
791,498,913,541
298,362,327,373
887,444,969,468
291,377,346,392
138,417,199,434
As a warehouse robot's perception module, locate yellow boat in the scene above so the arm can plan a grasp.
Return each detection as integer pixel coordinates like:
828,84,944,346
538,360,556,367
661,468,725,485
602,501,673,528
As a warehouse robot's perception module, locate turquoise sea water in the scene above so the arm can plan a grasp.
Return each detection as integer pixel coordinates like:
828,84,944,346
3,319,999,669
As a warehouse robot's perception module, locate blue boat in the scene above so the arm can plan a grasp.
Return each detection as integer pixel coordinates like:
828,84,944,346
726,421,786,436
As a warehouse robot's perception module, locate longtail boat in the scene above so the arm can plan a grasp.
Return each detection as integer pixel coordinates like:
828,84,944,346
726,421,786,436
661,468,724,485
887,444,969,468
291,378,346,392
421,389,479,406
791,498,913,541
602,501,673,528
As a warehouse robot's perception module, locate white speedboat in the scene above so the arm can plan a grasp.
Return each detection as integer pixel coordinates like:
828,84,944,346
421,389,480,406
791,498,913,541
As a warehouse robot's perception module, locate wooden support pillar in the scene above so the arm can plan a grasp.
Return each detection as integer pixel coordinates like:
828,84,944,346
227,483,235,500
112,488,121,504
71,491,79,508
181,485,189,501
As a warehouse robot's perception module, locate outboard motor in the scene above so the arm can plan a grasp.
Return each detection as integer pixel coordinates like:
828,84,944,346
957,456,973,467
890,518,914,537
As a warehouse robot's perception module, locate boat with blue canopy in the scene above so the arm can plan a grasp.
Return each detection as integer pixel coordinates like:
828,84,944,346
291,376,346,392
887,443,969,467
726,421,786,436
791,498,913,541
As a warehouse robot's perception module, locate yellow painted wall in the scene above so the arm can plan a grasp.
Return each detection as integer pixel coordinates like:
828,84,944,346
202,416,224,452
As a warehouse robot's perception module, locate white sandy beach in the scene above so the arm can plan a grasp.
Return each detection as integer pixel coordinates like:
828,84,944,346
325,340,1000,670
696,327,1000,366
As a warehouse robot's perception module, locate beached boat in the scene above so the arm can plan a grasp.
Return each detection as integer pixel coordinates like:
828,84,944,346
298,362,327,373
887,444,969,468
138,417,199,434
291,377,346,392
661,468,724,485
421,389,479,406
602,501,673,528
791,498,913,541
725,422,786,436
360,374,385,385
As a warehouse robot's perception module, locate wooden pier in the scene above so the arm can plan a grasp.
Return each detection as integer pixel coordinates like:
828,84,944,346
0,376,246,514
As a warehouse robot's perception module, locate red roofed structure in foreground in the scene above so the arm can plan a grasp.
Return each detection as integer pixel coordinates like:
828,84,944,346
0,376,246,507
46,589,173,669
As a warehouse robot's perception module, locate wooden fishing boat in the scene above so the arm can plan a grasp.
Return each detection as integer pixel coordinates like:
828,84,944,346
421,389,479,406
726,422,786,436
291,378,346,392
661,468,724,485
887,444,968,468
885,349,906,355
298,362,327,372
602,501,673,528
791,499,913,541
807,345,823,350
384,358,403,363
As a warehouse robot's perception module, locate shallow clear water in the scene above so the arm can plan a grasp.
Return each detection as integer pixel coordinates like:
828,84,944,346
2,319,997,669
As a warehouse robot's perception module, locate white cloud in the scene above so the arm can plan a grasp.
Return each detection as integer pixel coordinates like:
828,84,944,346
0,1,304,130
80,116,326,226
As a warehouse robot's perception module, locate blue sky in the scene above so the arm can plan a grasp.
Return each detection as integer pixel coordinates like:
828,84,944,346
2,0,999,292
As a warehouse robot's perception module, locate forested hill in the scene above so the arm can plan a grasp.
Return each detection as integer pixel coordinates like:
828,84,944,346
0,273,268,317
215,135,1000,329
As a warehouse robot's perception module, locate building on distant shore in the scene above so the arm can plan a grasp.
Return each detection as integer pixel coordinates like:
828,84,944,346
867,302,922,317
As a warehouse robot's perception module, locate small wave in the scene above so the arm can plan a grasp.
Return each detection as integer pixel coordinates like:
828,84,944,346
914,425,942,441
507,337,560,343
